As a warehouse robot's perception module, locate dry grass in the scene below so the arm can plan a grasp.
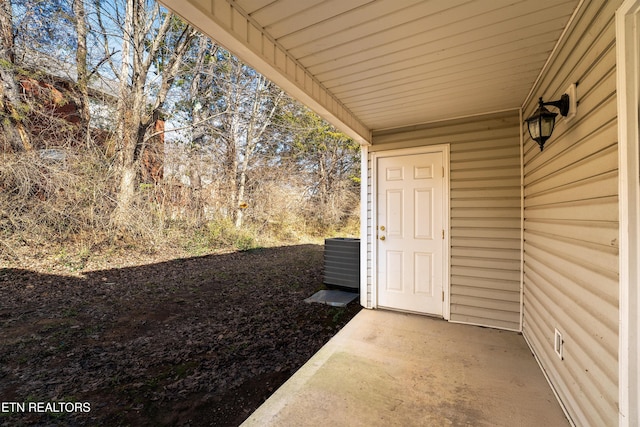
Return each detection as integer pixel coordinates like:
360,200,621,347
0,148,359,273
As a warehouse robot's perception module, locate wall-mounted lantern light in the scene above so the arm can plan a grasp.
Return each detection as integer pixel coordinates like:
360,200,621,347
525,94,570,151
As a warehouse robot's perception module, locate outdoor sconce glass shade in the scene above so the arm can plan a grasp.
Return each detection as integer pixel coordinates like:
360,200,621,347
525,94,570,151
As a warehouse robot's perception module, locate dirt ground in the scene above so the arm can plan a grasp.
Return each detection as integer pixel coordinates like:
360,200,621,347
0,244,362,426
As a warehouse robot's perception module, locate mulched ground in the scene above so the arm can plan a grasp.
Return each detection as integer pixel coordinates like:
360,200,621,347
0,244,361,426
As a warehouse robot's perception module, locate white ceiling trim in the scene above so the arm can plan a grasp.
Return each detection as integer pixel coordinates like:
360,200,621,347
160,0,372,145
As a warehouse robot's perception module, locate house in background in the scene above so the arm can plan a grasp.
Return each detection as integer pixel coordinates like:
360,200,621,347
159,1,640,425
10,50,164,183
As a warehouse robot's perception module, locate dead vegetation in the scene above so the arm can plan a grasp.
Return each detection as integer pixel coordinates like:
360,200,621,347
0,143,358,271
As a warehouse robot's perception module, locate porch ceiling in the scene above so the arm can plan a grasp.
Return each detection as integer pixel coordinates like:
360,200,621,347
160,0,580,144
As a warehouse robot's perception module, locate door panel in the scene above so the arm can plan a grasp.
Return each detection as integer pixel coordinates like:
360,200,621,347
386,251,403,291
377,151,444,315
387,190,404,238
414,252,433,295
414,188,433,239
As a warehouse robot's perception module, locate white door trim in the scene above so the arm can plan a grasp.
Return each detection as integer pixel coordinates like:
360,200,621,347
370,144,450,320
617,1,640,425
360,145,369,309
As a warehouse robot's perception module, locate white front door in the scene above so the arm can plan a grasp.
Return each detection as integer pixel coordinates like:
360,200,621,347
376,150,445,315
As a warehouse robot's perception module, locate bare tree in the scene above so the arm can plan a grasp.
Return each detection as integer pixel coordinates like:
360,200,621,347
0,0,31,152
211,55,285,228
173,45,284,228
72,0,91,147
107,0,197,223
233,74,283,228
185,35,218,221
280,108,360,228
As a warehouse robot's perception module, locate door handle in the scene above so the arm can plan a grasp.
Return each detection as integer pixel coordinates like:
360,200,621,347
380,236,386,241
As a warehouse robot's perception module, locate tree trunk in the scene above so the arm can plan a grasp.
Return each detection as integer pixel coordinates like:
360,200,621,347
111,1,196,224
232,76,283,228
189,165,203,221
235,160,248,228
187,37,215,223
73,0,91,148
112,0,135,222
117,164,137,219
227,137,238,221
0,0,30,152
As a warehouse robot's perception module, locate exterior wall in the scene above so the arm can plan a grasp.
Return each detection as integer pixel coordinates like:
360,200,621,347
521,1,621,425
368,111,522,330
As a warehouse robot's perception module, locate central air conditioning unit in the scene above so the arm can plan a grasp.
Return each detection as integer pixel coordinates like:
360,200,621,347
323,238,360,290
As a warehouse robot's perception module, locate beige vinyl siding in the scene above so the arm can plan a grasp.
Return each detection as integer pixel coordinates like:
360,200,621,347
521,1,620,425
369,111,521,330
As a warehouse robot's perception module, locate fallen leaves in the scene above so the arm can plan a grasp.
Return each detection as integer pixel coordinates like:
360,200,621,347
0,244,361,426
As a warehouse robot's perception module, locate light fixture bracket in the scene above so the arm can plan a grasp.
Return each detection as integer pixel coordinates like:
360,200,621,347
542,93,570,117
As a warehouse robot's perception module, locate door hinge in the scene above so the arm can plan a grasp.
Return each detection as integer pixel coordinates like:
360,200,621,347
442,229,445,239
442,167,444,177
442,291,445,302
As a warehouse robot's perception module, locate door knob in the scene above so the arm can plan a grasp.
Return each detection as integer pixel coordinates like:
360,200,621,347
380,236,386,241
380,226,385,231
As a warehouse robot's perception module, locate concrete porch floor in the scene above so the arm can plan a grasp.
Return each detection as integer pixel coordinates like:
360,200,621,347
242,309,569,426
